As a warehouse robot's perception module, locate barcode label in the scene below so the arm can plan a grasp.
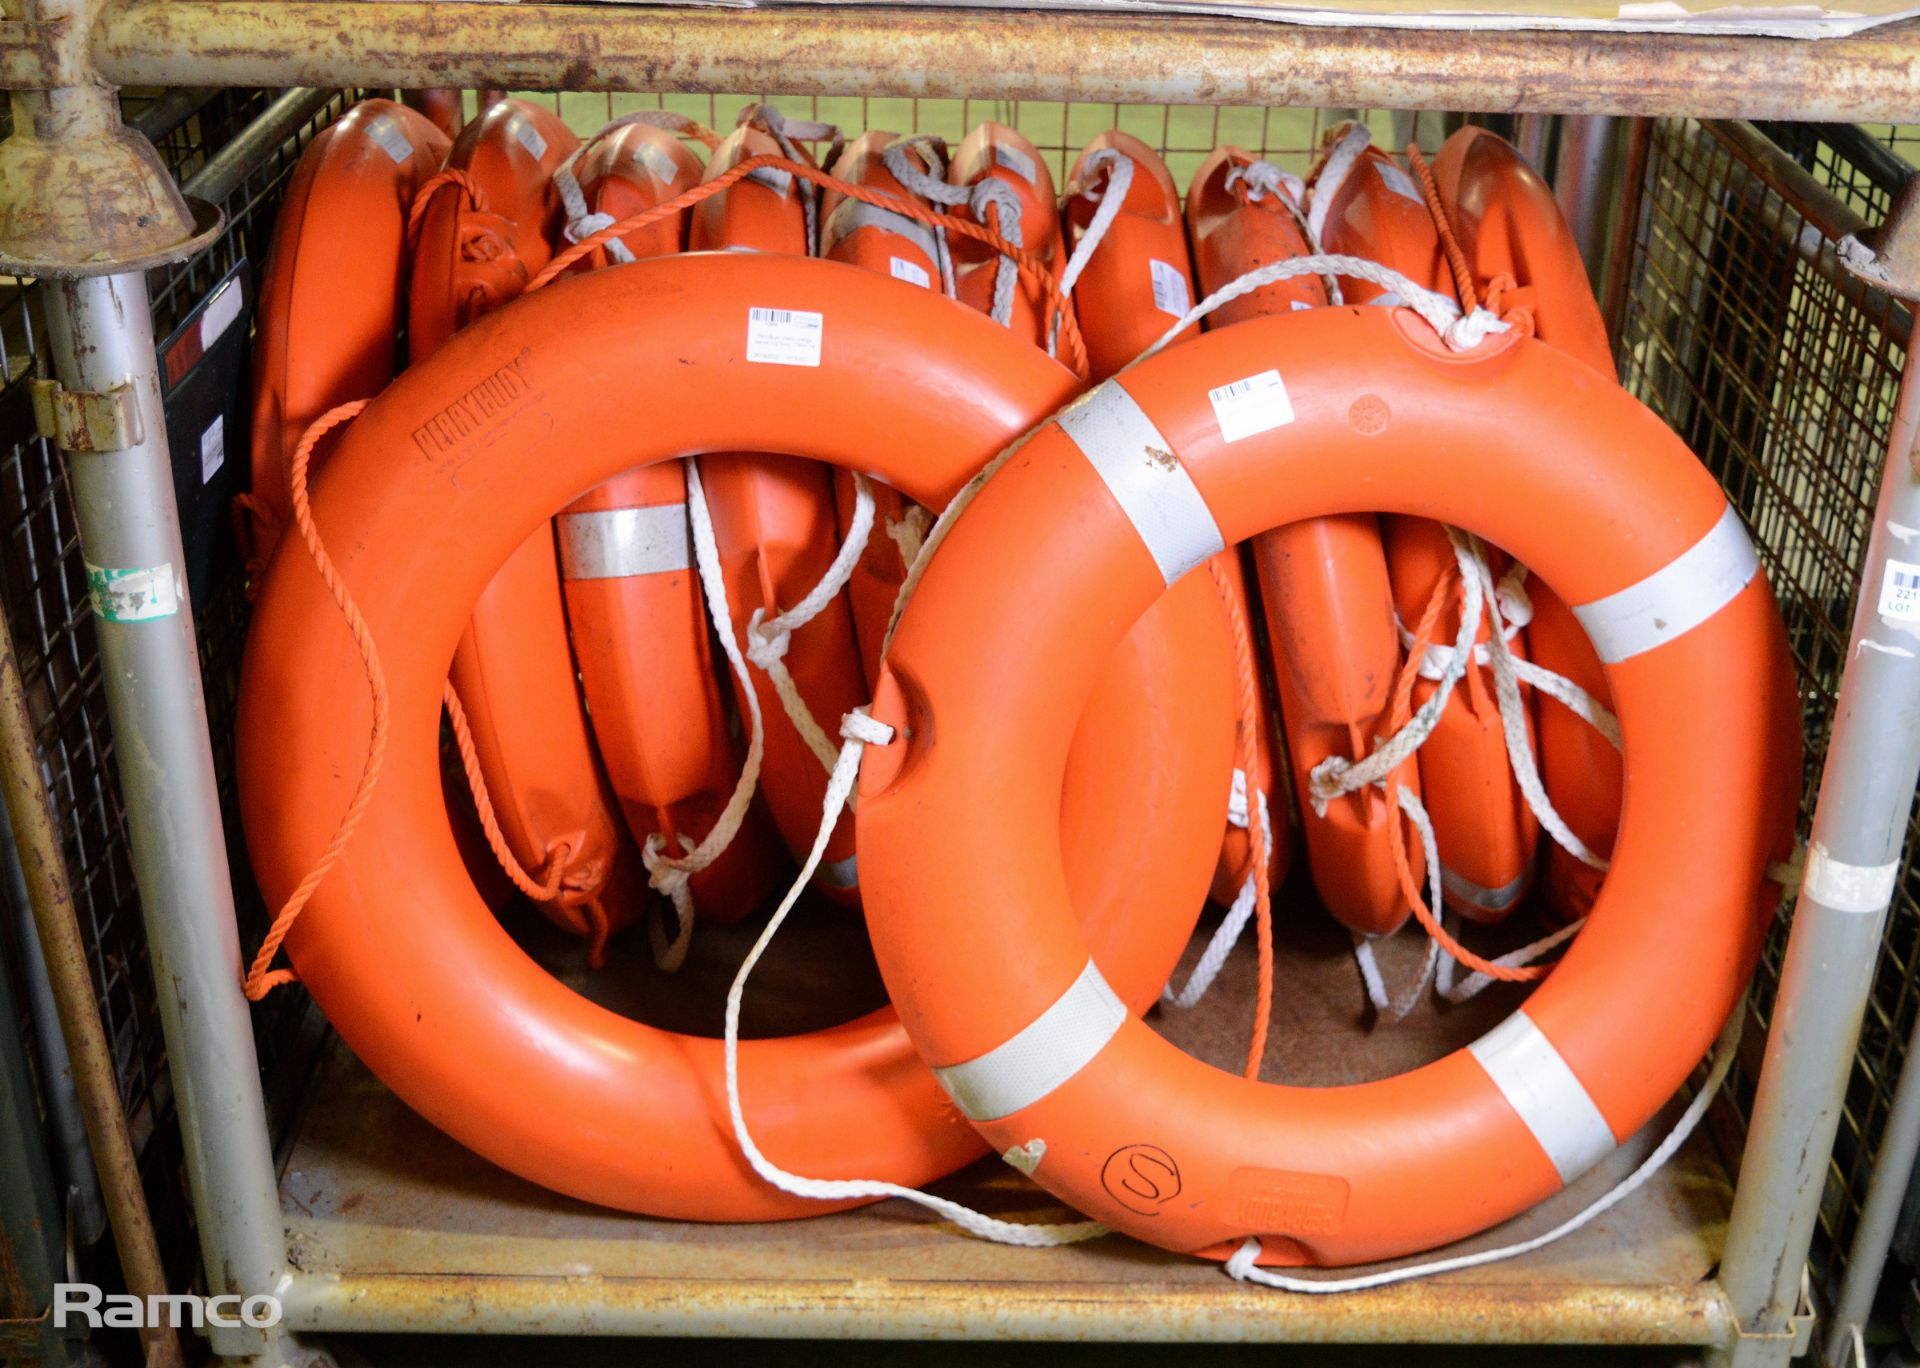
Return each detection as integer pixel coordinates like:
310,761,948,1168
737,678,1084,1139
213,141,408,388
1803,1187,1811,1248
746,307,824,367
512,118,548,162
1149,259,1190,316
199,278,242,351
199,414,226,484
1208,369,1295,443
1880,557,1920,621
890,256,932,289
367,118,414,166
1377,161,1424,205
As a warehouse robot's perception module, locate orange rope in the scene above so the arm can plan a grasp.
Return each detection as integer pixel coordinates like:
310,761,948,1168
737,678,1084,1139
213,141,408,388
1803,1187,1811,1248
407,167,491,246
442,683,611,964
1406,144,1477,313
242,400,378,999
1379,569,1546,985
1209,560,1276,1080
524,151,1092,381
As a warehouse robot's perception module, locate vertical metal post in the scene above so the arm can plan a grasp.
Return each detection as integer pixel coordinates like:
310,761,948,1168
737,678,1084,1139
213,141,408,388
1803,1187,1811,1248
0,923,82,1366
1826,1004,1920,1365
1555,115,1619,284
1712,339,1920,1368
2,798,106,1249
42,271,293,1366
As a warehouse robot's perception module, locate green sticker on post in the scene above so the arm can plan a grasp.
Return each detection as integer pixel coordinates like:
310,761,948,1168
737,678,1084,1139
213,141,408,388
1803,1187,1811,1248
85,562,182,622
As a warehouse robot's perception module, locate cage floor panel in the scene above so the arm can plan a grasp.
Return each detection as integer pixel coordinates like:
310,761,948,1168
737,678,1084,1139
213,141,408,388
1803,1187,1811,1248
274,891,1735,1344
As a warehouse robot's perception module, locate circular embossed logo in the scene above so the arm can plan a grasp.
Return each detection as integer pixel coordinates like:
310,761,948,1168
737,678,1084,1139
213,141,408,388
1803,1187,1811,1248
1100,1144,1182,1215
1349,394,1390,435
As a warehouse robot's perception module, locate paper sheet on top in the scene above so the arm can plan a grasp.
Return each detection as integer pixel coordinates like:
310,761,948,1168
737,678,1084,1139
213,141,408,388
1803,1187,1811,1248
575,0,1920,39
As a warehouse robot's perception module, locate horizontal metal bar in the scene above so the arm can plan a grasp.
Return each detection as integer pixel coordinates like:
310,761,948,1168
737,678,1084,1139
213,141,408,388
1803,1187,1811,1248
178,85,332,205
279,1268,1737,1344
88,2,1920,122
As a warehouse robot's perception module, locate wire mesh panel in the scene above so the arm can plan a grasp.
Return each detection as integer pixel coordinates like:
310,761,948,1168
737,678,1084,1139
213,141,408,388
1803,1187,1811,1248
0,88,359,1282
1616,117,1915,1298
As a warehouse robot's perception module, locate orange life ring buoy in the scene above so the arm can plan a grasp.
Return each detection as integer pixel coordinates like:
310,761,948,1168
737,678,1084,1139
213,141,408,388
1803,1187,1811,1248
948,123,1067,347
820,130,942,693
1188,145,1424,936
242,98,448,581
1434,125,1623,922
1066,131,1290,907
1319,142,1540,923
237,254,1229,1220
858,305,1801,1266
408,98,634,944
689,124,872,902
554,123,786,923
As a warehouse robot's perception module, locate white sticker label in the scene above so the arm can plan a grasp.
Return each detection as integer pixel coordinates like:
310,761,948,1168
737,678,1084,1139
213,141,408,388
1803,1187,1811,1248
1149,258,1190,317
198,414,225,484
1290,299,1314,312
1377,160,1425,204
199,278,243,351
1879,557,1920,621
85,562,182,622
993,142,1037,184
1208,370,1296,444
366,117,414,166
512,118,548,162
745,307,824,367
889,256,931,289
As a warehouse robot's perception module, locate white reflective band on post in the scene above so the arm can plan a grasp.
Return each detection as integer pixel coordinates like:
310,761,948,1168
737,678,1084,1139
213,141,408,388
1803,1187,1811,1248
821,199,940,264
816,854,858,889
1803,842,1900,913
933,960,1126,1123
1467,1011,1616,1185
557,505,692,580
1056,384,1225,588
1572,504,1759,664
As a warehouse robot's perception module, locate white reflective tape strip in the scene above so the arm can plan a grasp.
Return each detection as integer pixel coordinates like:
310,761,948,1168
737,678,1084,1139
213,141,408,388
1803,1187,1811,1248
816,854,858,889
1056,384,1225,588
747,165,794,196
557,505,692,580
1572,504,1759,664
634,139,681,186
366,115,415,166
992,142,1037,183
822,198,940,263
1803,842,1899,913
1442,862,1529,914
511,117,548,162
1468,1011,1616,1185
933,960,1126,1122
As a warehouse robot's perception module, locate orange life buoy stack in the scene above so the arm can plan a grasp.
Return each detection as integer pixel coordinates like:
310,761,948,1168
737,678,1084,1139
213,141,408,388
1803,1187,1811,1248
234,101,1802,1277
856,304,1801,1265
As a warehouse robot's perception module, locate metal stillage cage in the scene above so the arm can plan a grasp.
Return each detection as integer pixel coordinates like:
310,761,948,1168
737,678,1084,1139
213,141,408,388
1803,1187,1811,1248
5,7,1920,1366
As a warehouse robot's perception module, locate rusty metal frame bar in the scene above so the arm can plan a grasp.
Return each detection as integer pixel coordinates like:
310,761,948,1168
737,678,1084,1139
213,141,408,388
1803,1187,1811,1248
68,2,1920,124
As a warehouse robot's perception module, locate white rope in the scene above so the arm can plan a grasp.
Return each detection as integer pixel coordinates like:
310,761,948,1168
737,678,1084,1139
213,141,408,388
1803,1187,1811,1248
876,137,958,297
1309,535,1485,816
720,708,1112,1247
883,135,1025,327
1434,914,1586,1004
1306,121,1376,250
1226,158,1343,306
1349,786,1446,1020
1162,773,1272,1009
742,470,878,780
1049,148,1134,356
551,109,719,265
642,459,775,971
884,502,932,571
739,104,840,257
1137,252,1506,365
1226,998,1745,1292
